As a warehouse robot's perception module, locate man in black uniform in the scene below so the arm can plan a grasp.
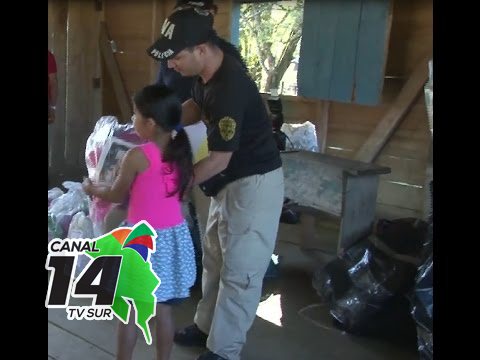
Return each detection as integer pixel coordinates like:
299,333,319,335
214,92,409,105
148,6,284,360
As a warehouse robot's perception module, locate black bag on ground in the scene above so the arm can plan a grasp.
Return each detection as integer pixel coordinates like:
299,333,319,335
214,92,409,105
411,256,433,359
313,217,428,336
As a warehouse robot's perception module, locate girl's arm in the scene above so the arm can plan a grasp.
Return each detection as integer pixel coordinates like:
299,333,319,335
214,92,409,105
83,148,143,203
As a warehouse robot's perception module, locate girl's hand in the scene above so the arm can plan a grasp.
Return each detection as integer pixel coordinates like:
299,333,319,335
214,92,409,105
82,177,94,196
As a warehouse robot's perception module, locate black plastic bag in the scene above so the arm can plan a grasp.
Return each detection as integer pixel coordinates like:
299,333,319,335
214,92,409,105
411,256,433,359
312,217,428,335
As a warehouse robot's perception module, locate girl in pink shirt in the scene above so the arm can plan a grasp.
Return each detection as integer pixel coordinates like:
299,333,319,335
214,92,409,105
83,85,196,360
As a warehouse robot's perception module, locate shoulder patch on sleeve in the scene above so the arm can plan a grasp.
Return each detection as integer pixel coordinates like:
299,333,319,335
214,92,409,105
218,116,236,141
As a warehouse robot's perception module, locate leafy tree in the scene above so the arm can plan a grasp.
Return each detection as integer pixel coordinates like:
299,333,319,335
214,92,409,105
239,0,303,93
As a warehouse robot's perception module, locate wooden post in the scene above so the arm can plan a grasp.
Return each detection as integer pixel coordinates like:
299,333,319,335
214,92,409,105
48,0,68,174
65,1,102,168
319,100,330,153
338,174,379,253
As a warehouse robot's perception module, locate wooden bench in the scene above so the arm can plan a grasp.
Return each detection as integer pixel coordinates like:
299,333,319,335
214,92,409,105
280,150,390,254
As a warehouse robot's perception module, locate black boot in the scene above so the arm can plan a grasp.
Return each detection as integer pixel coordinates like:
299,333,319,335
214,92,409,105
174,323,208,347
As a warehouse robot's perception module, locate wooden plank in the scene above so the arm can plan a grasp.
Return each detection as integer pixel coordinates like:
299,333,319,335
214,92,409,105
328,97,429,132
377,179,425,210
48,0,68,173
329,105,387,128
338,174,379,253
375,154,427,185
354,54,430,162
282,101,317,124
325,106,430,162
380,139,430,161
99,21,132,123
320,101,329,153
281,150,390,220
214,12,232,39
283,151,390,176
376,203,422,220
328,1,362,103
65,1,101,166
299,0,392,104
298,0,338,99
281,152,344,216
93,4,104,134
313,100,329,153
354,0,393,105
385,0,433,77
216,0,233,15
328,129,430,157
104,0,160,99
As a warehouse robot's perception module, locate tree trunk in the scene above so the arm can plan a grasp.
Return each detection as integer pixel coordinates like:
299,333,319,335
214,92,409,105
264,33,301,91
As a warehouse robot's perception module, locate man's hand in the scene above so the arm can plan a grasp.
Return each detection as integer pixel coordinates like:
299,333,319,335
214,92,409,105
193,151,232,185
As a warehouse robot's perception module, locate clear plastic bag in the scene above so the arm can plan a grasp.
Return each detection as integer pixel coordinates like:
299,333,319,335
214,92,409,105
85,116,144,186
85,116,144,236
280,121,319,152
67,211,94,277
48,182,90,241
48,187,64,207
411,256,433,359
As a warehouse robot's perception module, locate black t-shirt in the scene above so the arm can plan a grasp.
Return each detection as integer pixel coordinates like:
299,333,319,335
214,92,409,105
192,53,282,195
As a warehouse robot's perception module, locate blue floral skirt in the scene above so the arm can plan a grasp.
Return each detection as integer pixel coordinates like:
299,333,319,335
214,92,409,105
124,220,196,303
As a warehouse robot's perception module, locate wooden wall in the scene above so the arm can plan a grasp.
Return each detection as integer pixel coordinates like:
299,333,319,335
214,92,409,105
102,0,165,118
48,0,233,181
48,0,102,181
280,0,432,219
102,0,233,117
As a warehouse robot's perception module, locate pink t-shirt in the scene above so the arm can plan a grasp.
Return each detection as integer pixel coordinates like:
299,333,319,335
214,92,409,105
127,142,184,229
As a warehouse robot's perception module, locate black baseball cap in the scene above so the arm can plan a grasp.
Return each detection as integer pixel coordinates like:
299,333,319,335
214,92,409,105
147,6,214,61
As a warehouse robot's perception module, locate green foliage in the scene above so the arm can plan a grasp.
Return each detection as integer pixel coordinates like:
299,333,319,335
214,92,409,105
239,0,304,93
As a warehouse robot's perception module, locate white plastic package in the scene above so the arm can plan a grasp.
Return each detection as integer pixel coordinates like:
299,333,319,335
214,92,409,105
281,121,319,152
48,182,90,241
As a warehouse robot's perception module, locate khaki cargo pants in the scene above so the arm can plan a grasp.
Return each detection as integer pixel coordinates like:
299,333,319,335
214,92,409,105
194,167,284,360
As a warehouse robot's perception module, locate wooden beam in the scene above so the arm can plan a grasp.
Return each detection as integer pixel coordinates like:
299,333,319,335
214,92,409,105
354,55,431,163
99,21,132,123
319,100,330,153
311,100,329,153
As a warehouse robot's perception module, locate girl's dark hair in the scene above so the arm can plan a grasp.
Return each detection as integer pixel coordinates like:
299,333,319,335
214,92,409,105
133,85,193,199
